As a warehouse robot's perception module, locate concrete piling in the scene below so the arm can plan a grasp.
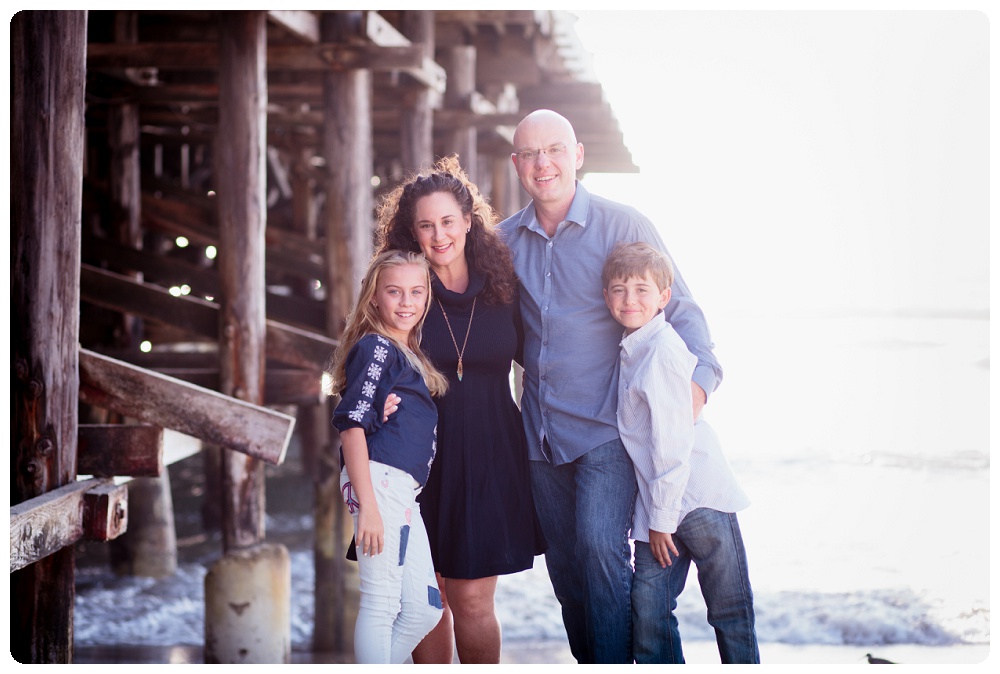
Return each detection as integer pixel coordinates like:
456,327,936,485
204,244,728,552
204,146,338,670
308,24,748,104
204,543,291,663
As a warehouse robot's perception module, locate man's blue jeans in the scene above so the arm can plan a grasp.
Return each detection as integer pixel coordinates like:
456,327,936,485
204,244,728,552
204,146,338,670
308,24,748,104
530,438,638,664
632,508,759,664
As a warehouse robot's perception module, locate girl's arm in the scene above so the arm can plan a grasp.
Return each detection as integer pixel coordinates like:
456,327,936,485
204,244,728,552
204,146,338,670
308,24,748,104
340,427,384,556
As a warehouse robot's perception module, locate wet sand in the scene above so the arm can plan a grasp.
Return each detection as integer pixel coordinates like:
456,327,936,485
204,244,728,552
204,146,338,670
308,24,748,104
70,640,990,666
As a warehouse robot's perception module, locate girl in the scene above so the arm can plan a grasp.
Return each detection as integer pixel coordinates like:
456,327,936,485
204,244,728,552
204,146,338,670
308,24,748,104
327,250,448,663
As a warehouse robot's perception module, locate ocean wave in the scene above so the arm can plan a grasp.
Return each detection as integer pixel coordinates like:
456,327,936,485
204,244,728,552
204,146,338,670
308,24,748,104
670,588,989,647
74,556,989,649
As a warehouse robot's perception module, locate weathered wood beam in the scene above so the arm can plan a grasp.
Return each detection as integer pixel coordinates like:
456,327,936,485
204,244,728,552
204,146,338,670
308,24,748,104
365,10,445,94
144,368,323,406
84,349,324,406
88,42,426,72
81,263,218,338
268,10,320,44
140,191,327,281
365,10,410,47
435,9,540,26
517,81,608,105
78,348,295,465
10,478,128,573
77,424,164,478
80,264,337,370
84,216,326,333
82,482,130,542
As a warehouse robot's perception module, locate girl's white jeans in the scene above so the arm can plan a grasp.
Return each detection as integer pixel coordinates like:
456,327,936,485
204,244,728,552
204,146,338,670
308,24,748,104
341,461,443,663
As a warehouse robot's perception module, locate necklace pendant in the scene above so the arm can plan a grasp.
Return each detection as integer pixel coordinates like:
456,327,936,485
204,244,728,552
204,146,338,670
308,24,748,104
457,361,464,382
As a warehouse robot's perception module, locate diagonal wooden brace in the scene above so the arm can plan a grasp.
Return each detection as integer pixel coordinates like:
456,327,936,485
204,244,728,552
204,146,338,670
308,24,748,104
78,348,294,465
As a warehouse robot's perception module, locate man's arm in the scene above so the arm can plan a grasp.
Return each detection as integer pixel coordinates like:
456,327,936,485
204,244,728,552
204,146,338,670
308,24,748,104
660,266,722,402
634,217,723,401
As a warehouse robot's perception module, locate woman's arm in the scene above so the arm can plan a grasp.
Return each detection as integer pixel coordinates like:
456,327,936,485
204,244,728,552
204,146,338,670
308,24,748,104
340,427,384,556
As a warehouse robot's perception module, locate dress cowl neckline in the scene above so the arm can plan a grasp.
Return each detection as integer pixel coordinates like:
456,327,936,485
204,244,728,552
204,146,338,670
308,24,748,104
431,268,485,308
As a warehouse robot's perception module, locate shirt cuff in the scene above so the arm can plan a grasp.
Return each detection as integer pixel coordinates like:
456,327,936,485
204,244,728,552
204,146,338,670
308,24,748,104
649,506,681,535
693,363,719,401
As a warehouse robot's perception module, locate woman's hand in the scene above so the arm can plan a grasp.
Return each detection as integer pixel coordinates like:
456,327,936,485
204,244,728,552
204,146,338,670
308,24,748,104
382,393,401,422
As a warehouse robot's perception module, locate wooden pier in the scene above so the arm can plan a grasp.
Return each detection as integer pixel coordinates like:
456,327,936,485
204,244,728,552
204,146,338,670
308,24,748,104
10,9,635,663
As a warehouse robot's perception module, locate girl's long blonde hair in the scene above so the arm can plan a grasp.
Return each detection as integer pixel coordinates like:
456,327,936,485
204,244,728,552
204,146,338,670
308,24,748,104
326,250,448,398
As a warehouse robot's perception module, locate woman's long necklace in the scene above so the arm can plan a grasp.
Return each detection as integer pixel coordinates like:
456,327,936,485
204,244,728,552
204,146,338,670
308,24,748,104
438,297,476,382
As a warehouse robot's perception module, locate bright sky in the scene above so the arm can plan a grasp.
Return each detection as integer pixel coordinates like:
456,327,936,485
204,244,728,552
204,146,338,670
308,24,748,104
571,9,990,319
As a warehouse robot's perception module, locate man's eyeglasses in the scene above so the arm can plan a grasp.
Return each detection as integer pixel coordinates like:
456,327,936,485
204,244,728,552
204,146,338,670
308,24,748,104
515,144,568,162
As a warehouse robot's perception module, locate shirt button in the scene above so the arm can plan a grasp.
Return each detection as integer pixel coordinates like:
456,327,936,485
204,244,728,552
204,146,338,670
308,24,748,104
547,241,553,247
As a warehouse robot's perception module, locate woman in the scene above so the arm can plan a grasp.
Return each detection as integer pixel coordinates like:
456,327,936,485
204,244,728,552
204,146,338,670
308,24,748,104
374,155,546,663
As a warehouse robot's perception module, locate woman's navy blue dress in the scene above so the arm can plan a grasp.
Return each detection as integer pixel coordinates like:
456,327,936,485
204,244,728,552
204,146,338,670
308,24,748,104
418,269,546,579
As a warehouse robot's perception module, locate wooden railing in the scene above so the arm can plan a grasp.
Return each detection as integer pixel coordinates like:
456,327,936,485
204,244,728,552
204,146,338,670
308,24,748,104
10,348,297,573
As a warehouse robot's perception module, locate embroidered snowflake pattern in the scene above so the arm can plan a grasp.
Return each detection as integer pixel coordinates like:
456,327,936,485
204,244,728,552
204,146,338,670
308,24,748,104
427,426,438,471
348,399,371,423
376,335,390,346
361,380,376,399
373,345,388,363
367,363,383,380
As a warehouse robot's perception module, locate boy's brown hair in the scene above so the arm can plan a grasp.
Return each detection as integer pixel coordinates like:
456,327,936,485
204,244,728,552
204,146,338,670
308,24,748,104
601,241,674,292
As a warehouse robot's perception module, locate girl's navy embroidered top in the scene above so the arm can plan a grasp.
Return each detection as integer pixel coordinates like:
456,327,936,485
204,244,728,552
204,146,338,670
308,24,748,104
332,333,438,485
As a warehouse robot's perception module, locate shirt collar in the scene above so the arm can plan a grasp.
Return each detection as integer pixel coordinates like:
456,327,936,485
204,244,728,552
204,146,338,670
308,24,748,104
515,180,591,233
619,310,668,357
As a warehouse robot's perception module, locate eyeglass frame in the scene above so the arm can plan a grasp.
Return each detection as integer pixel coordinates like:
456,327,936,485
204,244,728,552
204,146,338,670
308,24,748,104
513,143,571,162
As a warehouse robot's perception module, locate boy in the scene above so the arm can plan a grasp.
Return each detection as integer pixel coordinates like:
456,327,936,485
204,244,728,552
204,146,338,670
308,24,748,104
602,241,759,664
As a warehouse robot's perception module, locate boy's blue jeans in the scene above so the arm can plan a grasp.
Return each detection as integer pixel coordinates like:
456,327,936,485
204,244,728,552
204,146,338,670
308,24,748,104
632,508,759,664
530,438,638,664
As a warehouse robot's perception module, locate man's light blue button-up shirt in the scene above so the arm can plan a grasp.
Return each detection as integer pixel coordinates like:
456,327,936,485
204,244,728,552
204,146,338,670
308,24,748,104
498,182,722,465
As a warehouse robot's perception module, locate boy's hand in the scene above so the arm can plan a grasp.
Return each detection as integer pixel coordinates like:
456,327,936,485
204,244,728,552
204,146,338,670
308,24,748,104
691,382,706,420
649,529,679,569
382,393,401,422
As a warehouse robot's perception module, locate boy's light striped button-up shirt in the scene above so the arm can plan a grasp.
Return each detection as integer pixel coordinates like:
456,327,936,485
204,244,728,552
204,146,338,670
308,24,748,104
617,314,750,542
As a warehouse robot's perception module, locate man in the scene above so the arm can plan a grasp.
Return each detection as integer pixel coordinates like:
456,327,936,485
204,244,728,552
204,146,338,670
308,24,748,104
497,109,722,663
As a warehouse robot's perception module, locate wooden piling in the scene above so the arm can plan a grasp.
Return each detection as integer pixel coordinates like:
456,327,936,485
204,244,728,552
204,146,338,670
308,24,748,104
215,9,270,552
400,11,436,172
203,11,291,664
314,10,375,655
10,9,88,663
444,45,479,181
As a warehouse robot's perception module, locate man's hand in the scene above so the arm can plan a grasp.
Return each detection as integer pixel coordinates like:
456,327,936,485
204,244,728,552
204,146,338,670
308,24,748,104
691,381,706,421
382,393,400,422
649,529,679,569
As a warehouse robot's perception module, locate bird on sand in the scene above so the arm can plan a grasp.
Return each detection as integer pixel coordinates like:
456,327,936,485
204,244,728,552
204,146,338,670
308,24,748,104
866,653,896,664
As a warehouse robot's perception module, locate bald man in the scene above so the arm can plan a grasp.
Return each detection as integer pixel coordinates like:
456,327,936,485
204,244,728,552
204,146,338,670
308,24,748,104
498,109,722,664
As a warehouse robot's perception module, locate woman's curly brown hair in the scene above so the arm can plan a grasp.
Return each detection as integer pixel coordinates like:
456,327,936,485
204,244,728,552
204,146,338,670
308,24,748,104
374,155,517,306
